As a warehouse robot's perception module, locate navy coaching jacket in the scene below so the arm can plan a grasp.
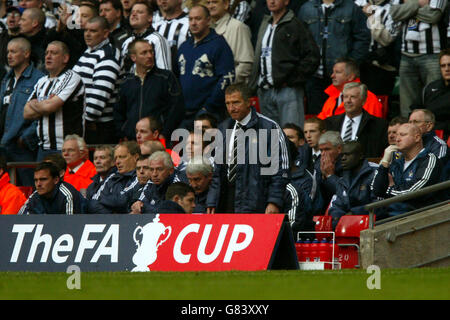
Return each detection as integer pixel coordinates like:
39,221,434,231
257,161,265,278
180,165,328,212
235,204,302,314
206,108,290,213
371,149,444,215
18,182,86,215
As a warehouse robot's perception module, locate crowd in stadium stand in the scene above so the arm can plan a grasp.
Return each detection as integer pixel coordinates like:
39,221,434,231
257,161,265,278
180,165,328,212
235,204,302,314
0,0,449,234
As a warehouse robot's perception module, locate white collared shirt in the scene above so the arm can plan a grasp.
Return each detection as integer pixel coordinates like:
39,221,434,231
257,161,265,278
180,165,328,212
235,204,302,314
341,113,362,141
227,111,252,165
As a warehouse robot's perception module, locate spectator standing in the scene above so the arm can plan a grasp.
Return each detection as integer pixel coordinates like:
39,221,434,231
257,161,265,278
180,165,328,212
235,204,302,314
23,41,85,161
0,6,21,80
249,0,320,129
298,0,371,115
175,5,235,128
115,39,184,143
0,37,43,186
72,16,121,144
206,84,289,214
359,0,402,96
100,0,132,50
19,8,48,71
317,58,383,120
0,154,27,214
121,1,172,71
422,49,450,139
208,0,254,84
153,0,189,69
18,161,86,214
18,0,57,29
390,0,448,117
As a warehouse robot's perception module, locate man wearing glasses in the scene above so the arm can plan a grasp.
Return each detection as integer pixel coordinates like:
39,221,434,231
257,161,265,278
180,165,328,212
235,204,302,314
408,109,449,179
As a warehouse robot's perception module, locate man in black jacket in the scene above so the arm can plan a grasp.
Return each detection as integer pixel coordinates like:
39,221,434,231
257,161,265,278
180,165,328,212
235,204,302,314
248,0,319,129
325,82,388,158
115,39,184,142
422,49,450,139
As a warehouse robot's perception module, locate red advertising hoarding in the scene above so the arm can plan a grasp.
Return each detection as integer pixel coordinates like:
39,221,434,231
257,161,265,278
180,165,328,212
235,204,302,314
132,214,294,272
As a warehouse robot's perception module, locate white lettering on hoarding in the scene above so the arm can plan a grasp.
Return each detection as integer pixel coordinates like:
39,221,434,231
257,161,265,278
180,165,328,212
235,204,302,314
10,224,119,264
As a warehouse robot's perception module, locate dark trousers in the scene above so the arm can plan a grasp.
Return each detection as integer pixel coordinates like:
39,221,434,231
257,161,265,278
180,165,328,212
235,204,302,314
217,180,236,213
1,142,37,186
85,121,117,145
304,76,330,115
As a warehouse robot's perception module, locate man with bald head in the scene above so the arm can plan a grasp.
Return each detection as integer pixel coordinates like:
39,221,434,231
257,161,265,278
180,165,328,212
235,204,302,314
0,37,44,185
19,8,48,71
371,123,445,216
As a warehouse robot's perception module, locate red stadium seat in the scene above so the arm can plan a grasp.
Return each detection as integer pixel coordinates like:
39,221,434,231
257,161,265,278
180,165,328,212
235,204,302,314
18,186,34,198
376,95,389,119
312,204,332,241
334,215,374,269
435,130,444,139
249,96,260,113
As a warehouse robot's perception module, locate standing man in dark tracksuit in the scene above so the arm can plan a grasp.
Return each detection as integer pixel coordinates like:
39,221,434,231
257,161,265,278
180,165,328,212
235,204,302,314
206,83,290,214
18,162,86,215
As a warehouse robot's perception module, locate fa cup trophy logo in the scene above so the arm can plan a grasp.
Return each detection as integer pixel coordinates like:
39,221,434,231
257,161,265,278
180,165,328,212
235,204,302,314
131,214,171,272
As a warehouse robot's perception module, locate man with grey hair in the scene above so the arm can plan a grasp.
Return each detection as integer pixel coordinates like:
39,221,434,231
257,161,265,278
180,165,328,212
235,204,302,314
0,37,44,186
62,134,97,191
131,150,180,214
186,156,213,213
316,131,344,212
325,82,388,158
24,41,85,161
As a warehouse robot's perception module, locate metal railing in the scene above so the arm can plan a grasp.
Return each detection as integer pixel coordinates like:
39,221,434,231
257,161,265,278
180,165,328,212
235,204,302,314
364,180,450,229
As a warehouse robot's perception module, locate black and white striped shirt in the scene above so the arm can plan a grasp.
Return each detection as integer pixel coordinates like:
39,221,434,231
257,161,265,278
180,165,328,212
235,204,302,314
398,0,447,54
258,23,277,88
231,0,252,23
153,12,190,50
72,39,121,123
121,28,172,71
29,69,85,150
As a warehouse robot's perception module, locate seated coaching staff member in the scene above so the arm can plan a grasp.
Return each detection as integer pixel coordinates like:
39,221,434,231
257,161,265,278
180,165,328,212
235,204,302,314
18,162,86,215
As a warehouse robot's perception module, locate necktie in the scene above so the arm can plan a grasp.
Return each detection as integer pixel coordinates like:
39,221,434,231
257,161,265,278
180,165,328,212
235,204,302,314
228,122,242,183
343,118,353,142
